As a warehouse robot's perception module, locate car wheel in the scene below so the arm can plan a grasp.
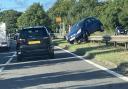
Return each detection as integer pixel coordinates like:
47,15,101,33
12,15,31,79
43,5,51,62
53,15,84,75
69,40,74,44
17,55,23,62
6,47,10,51
49,52,54,59
76,39,82,44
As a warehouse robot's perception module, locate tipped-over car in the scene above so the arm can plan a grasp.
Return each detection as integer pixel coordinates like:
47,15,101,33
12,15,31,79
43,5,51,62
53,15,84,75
65,17,104,44
16,26,54,61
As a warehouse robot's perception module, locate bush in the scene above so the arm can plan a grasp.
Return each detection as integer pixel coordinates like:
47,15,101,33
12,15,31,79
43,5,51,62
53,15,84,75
117,62,128,75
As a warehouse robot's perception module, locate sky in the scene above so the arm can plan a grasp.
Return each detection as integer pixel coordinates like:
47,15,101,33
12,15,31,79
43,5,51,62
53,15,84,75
0,0,57,12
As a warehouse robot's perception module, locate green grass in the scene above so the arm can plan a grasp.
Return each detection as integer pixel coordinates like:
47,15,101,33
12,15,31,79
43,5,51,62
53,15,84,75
54,39,128,66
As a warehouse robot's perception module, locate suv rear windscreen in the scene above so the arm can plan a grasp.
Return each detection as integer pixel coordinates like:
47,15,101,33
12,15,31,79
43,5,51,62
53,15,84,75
20,28,49,39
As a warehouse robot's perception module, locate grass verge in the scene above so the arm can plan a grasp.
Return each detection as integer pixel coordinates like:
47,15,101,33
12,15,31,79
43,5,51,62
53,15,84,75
54,39,128,69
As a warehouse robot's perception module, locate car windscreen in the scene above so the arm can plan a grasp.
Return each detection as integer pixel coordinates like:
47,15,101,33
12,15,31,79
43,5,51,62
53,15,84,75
20,28,48,39
68,21,83,36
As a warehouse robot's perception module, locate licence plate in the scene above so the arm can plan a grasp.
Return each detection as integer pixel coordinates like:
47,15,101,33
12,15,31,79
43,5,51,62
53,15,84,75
28,41,40,45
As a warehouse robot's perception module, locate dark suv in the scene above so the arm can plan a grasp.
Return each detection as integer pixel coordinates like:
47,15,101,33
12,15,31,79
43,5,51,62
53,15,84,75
115,26,127,35
16,26,54,61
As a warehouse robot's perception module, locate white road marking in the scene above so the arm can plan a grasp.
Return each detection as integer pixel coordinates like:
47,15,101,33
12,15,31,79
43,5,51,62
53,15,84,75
0,56,84,69
0,51,15,55
56,46,128,82
0,52,16,72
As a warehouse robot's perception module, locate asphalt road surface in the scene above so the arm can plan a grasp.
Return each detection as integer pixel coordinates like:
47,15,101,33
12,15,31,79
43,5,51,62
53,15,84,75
0,40,128,89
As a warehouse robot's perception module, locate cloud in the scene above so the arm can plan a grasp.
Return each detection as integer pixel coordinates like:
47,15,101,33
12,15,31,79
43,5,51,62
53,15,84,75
14,0,27,6
42,0,56,10
0,0,57,11
0,2,4,10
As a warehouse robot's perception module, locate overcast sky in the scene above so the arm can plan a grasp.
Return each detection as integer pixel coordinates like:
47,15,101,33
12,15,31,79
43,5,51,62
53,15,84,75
0,0,57,11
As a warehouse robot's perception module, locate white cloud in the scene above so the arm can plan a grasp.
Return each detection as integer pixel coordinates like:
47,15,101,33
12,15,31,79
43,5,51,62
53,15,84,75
0,0,57,11
15,0,27,6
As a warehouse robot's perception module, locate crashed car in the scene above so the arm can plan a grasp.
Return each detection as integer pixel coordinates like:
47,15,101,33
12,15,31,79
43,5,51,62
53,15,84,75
65,17,104,44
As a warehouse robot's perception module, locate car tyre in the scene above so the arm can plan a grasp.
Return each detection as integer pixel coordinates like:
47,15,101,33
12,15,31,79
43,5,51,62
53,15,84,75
6,47,10,51
17,55,23,62
49,52,54,59
76,39,82,44
69,40,74,44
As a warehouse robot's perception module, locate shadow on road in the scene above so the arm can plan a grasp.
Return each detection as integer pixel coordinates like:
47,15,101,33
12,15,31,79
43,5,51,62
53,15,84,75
5,57,81,71
4,47,76,70
1,69,127,89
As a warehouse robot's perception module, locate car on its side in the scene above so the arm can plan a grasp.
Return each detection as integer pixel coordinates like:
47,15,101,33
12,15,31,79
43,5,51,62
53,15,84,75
65,17,104,44
16,26,54,61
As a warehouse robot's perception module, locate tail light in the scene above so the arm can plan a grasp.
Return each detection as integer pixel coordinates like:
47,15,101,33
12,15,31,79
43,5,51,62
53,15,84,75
17,39,26,44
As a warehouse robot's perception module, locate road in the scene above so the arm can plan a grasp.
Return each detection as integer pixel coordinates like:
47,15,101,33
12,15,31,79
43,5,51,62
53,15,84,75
0,40,128,89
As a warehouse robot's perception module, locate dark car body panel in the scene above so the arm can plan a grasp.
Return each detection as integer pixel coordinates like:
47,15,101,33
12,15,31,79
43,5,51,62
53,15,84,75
16,26,54,60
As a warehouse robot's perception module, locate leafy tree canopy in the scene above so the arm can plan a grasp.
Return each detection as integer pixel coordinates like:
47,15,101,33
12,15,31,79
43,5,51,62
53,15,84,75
48,0,128,33
17,3,51,28
0,10,22,34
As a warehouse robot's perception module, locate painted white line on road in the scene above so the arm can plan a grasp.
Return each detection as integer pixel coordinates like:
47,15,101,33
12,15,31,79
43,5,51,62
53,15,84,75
56,46,128,82
6,52,16,64
0,51,15,55
0,56,84,68
0,52,16,72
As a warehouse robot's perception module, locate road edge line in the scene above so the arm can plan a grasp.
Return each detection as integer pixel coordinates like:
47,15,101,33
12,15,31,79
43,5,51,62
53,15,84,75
0,52,16,72
0,56,84,68
56,46,128,82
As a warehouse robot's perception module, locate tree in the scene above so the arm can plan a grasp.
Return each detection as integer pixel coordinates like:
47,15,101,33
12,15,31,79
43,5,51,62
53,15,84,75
0,10,22,34
48,0,76,31
48,0,98,26
48,0,128,33
17,3,51,28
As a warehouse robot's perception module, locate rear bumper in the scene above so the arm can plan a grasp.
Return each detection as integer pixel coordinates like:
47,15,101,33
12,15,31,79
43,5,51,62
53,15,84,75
67,33,82,42
17,45,54,59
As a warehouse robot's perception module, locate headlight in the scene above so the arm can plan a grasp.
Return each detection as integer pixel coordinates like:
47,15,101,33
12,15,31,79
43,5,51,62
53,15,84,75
70,36,75,41
77,28,81,34
71,34,76,38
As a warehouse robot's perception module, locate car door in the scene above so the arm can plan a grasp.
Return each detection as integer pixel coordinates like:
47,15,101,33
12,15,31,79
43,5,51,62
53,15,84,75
84,19,94,34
